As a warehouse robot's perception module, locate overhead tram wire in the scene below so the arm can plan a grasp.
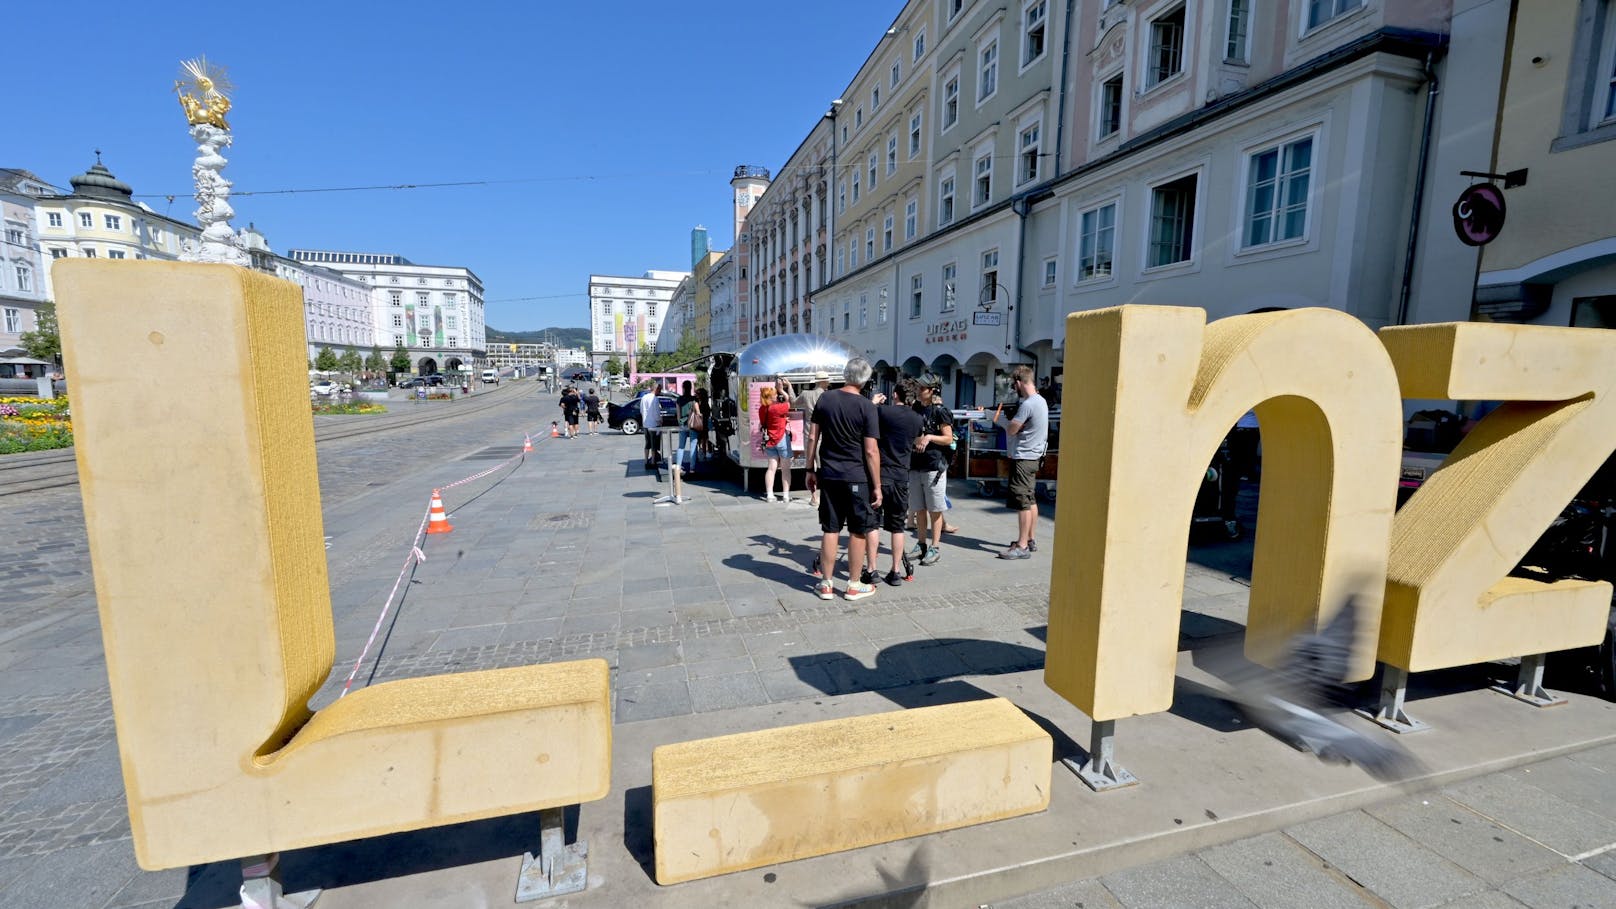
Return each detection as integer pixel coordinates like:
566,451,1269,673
129,169,722,200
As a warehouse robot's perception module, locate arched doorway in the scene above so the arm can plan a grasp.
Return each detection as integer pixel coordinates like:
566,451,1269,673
443,357,465,373
417,356,439,376
901,356,927,378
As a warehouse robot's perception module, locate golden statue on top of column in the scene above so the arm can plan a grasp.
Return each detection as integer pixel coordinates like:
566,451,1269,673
174,57,234,130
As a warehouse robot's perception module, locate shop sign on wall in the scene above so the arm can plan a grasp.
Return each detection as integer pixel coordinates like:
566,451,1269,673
926,318,969,344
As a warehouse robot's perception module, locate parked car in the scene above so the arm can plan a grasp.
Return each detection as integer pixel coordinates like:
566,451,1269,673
310,380,337,397
608,392,677,435
399,375,447,389
480,368,499,385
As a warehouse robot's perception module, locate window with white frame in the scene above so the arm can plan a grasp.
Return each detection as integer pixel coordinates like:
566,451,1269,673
891,60,901,87
980,250,1000,307
839,180,847,213
1592,0,1616,128
851,239,860,269
853,170,862,204
1018,121,1041,185
973,150,993,207
868,152,879,189
49,248,66,259
447,315,458,329
914,30,926,60
942,262,958,311
79,212,93,228
83,248,96,258
1147,5,1186,88
1043,257,1058,287
859,293,869,329
107,250,125,260
905,197,918,239
872,86,881,111
879,289,889,324
883,213,894,252
1226,0,1251,62
866,227,876,260
14,266,30,292
1149,173,1198,267
392,313,403,327
939,174,957,226
943,71,961,130
417,292,429,306
1022,1,1048,68
1306,0,1363,31
888,135,898,174
948,0,965,24
843,302,851,331
3,307,19,333
911,274,924,318
979,38,999,102
1243,135,1313,247
1099,74,1124,138
909,112,923,157
6,228,22,245
837,246,846,275
1078,201,1116,281
856,106,864,129
47,212,62,227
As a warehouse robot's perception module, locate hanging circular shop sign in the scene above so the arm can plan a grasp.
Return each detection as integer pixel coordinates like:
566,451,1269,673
1452,183,1506,247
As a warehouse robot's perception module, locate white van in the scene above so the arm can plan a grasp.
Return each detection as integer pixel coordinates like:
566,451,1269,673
480,369,499,385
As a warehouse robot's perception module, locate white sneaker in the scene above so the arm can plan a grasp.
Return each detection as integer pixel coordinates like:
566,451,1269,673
766,494,778,503
781,496,791,505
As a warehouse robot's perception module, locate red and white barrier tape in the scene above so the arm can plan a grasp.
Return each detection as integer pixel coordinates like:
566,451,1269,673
338,424,558,697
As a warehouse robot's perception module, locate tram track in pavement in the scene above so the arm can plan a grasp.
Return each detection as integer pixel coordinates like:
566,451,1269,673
0,381,545,498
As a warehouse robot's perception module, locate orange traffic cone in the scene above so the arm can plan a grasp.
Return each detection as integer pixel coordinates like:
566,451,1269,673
524,434,533,453
425,489,453,535
550,422,560,438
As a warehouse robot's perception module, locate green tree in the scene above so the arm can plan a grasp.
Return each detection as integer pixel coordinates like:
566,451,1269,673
365,347,386,373
389,344,411,373
18,302,60,364
338,348,363,374
314,346,338,371
604,356,623,377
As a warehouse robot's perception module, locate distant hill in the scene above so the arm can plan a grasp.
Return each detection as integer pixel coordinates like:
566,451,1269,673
486,326,591,349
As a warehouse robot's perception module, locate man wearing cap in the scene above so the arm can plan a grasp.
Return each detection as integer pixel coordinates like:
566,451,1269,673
794,371,831,507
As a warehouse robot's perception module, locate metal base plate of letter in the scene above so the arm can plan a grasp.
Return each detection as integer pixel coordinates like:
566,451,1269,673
516,808,589,902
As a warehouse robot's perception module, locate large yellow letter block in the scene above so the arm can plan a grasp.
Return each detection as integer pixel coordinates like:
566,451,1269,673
1046,306,1403,722
1378,323,1616,671
56,261,612,870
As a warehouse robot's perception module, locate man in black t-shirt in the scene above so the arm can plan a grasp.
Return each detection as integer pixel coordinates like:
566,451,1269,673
908,376,955,565
866,379,924,586
560,387,581,438
806,358,882,602
584,388,602,435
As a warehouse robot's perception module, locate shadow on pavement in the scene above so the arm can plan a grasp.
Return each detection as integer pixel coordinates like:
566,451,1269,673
177,809,567,908
621,785,655,883
788,637,1047,702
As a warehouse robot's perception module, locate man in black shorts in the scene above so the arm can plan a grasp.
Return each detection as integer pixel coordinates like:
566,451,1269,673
866,379,923,586
805,357,882,602
584,388,602,435
560,387,581,438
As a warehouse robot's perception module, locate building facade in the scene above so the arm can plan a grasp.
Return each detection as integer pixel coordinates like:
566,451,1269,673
587,270,686,373
288,249,487,375
31,157,201,301
0,169,52,360
745,119,833,341
817,0,1064,402
1475,0,1616,327
486,342,553,372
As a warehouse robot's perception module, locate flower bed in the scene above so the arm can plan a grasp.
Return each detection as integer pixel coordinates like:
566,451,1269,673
311,401,387,415
0,396,73,454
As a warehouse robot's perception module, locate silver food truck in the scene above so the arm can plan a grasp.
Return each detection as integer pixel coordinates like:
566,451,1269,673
717,334,860,490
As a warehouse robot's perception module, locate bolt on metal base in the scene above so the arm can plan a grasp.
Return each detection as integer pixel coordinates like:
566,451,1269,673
516,807,589,902
1356,663,1430,734
1061,719,1139,792
239,854,319,909
1490,653,1567,708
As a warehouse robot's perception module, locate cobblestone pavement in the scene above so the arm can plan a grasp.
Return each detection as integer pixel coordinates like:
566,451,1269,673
2,384,1612,908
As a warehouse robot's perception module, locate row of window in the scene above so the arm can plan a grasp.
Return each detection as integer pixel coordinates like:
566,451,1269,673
594,301,658,316
45,211,126,231
2,306,22,334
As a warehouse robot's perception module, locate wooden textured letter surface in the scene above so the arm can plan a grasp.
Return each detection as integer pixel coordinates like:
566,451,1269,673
1045,306,1402,722
1378,323,1616,670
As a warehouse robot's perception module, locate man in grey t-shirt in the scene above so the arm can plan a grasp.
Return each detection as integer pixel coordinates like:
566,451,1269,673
997,365,1047,559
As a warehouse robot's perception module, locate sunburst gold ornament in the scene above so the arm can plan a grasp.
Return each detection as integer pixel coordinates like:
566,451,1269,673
174,57,235,130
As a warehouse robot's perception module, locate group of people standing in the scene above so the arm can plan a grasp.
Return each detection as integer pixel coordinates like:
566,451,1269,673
556,386,603,438
802,360,1049,601
638,380,716,475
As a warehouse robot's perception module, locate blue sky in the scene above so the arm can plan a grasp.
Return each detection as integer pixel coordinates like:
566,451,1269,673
18,1,905,330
